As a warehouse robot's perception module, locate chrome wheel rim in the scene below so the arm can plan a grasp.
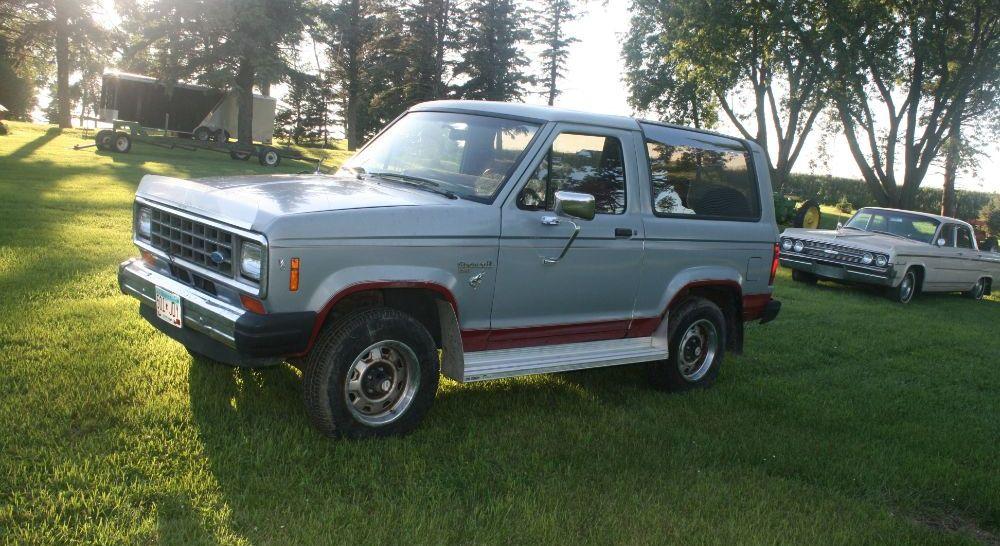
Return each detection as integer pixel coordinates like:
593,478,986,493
900,274,914,302
344,340,420,426
677,319,718,381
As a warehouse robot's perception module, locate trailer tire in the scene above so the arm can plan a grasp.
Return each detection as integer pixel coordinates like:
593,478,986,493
193,126,212,141
258,147,281,167
230,150,252,161
112,132,132,153
95,130,114,151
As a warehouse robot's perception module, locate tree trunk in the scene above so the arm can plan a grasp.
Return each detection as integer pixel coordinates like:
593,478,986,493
235,56,255,145
54,0,72,129
547,9,560,106
940,113,961,218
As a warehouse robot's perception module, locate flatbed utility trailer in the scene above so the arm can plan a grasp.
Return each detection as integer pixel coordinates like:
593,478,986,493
75,119,310,168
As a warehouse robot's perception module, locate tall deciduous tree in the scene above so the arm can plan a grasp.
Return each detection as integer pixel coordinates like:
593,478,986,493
535,0,581,106
453,0,533,101
777,0,1000,209
624,0,827,189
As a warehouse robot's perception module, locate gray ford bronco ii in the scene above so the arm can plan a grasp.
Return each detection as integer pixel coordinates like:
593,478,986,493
119,100,781,438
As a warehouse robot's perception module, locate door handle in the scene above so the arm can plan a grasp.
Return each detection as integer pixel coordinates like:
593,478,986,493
614,227,634,238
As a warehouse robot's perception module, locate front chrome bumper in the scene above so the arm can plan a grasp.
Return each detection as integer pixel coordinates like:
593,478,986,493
118,258,245,348
780,255,895,286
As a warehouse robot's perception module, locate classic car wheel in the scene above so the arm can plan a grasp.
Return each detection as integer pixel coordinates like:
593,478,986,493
647,297,725,391
891,270,917,304
302,307,439,438
965,278,986,300
792,269,818,284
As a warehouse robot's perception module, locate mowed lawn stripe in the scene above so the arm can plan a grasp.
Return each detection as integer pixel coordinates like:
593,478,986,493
1,121,997,545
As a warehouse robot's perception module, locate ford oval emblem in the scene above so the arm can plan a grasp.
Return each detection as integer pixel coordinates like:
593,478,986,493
209,251,225,265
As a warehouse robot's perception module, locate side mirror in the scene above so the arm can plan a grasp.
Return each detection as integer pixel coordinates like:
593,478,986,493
553,191,596,221
936,238,947,247
836,221,844,230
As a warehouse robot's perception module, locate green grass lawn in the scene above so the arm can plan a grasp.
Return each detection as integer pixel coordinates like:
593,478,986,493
2,121,999,545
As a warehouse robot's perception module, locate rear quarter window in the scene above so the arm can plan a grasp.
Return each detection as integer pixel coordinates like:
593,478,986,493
641,124,760,221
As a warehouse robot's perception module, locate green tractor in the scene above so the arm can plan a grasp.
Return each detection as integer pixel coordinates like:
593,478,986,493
774,193,822,229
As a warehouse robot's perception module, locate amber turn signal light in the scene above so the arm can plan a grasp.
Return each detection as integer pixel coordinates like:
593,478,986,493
289,257,300,292
240,294,266,315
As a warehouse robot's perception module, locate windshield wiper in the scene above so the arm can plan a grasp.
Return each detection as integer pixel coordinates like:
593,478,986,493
365,171,458,200
869,229,908,240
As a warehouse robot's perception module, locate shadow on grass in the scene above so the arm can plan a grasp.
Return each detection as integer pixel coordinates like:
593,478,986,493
6,127,61,160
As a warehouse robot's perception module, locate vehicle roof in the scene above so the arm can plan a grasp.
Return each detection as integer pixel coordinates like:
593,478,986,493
411,100,642,130
858,206,971,227
409,100,756,148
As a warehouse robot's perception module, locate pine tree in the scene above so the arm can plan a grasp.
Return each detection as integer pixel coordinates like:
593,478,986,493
535,0,580,106
454,0,532,101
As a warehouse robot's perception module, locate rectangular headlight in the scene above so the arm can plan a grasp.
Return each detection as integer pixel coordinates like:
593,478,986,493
136,207,152,239
240,241,263,281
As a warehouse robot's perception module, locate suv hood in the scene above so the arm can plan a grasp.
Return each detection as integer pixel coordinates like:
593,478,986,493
136,173,457,230
781,227,931,253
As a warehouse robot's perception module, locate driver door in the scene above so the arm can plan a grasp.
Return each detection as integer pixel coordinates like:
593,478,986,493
488,124,644,348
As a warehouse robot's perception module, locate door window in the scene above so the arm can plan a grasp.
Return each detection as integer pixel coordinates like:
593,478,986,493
518,133,626,215
957,226,976,249
938,224,956,247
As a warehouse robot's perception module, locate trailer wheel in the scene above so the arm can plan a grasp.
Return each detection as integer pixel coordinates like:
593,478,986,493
112,132,132,153
95,130,114,151
230,150,252,161
193,126,212,141
258,147,281,167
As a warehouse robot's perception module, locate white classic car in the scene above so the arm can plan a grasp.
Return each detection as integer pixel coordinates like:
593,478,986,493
780,207,1000,303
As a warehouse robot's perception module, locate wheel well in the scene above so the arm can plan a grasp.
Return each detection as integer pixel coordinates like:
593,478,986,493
983,277,993,295
317,288,446,348
907,265,926,294
675,286,743,353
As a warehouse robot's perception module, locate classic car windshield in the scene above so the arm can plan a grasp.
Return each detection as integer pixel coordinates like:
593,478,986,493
845,208,940,244
340,111,541,202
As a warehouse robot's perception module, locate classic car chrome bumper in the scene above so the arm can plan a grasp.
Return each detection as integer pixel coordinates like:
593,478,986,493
118,258,314,366
780,254,894,286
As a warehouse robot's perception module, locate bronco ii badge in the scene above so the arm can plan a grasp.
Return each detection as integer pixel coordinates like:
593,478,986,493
457,260,494,273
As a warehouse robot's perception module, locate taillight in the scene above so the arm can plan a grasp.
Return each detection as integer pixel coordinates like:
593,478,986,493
769,243,780,286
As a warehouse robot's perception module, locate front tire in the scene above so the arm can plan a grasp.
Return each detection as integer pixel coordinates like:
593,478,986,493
647,297,726,391
964,278,986,300
258,147,280,167
302,307,439,438
890,269,917,304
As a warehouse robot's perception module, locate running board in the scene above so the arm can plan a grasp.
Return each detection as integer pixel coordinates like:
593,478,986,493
460,337,666,383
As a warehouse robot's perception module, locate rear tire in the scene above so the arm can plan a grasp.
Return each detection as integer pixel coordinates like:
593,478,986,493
889,269,917,304
792,269,818,284
964,278,986,300
193,126,212,141
302,307,439,439
793,200,822,229
95,129,114,151
647,297,726,392
112,132,131,153
258,147,280,167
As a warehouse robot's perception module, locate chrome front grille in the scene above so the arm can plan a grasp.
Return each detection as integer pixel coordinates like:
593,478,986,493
800,240,867,265
149,208,234,275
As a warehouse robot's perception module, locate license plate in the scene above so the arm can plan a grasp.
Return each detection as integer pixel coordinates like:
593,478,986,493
155,286,183,328
815,264,845,279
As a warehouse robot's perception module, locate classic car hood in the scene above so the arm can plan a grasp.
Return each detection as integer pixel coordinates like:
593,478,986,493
135,173,458,230
781,228,932,253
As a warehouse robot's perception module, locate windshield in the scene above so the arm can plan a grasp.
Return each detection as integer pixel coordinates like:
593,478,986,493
340,111,542,203
844,208,940,244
